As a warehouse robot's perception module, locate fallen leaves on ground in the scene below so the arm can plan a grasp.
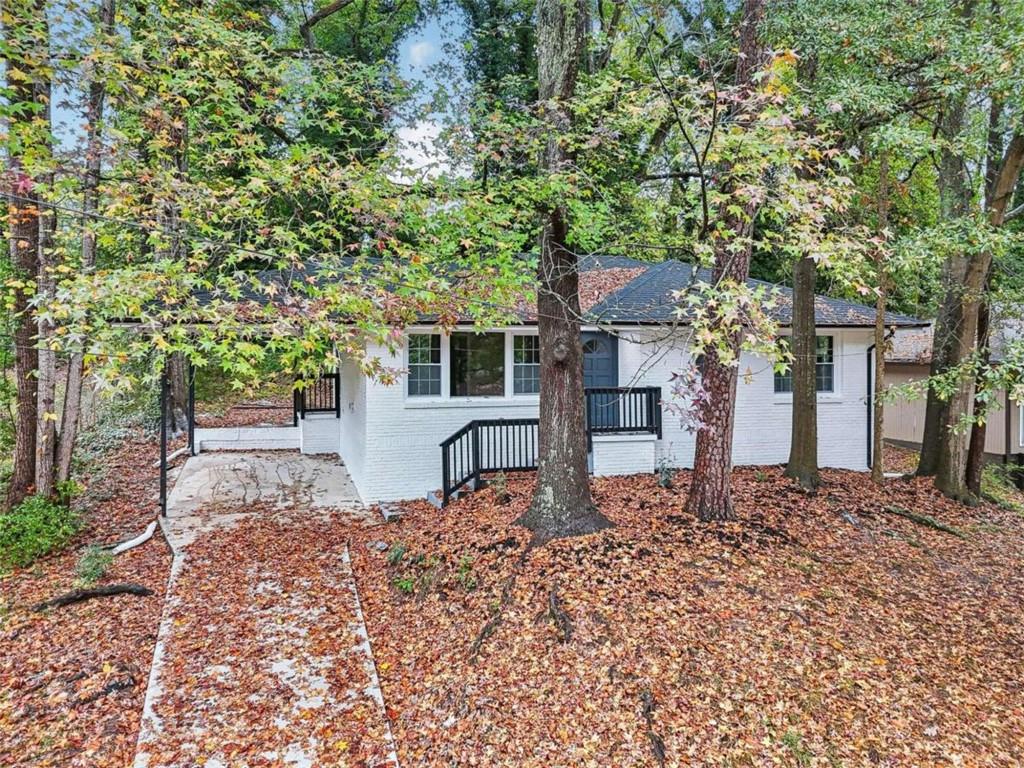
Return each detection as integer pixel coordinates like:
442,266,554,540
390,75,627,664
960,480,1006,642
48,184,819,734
195,395,294,429
0,434,172,768
350,467,1024,767
137,507,396,768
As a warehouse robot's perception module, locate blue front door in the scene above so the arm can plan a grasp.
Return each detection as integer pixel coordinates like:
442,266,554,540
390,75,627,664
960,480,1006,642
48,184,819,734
582,332,618,429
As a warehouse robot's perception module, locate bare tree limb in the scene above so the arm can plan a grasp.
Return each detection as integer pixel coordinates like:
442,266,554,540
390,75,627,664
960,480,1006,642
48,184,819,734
32,583,154,612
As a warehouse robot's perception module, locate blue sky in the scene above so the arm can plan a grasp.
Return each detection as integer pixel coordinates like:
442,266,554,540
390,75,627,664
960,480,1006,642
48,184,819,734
393,10,467,176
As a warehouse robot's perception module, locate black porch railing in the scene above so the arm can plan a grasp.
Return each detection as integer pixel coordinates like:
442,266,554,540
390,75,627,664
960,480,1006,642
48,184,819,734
439,386,662,506
585,386,662,449
298,372,340,418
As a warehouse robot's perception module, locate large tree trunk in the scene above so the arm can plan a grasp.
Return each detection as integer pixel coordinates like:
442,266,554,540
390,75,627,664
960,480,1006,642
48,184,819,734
784,255,819,490
4,0,45,508
933,132,1024,501
517,0,610,542
57,0,117,484
917,98,972,477
871,152,891,484
684,0,766,522
6,179,40,509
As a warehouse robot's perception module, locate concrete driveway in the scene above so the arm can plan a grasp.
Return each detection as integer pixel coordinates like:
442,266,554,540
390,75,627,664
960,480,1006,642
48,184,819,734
163,451,368,550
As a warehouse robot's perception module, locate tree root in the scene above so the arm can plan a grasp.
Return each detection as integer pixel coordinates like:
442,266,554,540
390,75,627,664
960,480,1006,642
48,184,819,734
469,548,528,663
33,583,154,612
546,586,573,644
640,688,667,767
883,506,966,538
77,675,136,705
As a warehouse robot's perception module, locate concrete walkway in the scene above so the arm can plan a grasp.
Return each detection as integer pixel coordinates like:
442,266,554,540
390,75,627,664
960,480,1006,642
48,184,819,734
135,452,398,768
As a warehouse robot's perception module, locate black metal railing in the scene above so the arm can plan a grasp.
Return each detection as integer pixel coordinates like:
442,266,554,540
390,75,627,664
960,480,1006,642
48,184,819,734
585,386,662,449
298,372,340,418
440,418,540,506
439,386,662,506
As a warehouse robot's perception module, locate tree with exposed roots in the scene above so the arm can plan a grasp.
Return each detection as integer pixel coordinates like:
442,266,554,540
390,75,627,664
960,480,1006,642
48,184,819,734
515,0,612,543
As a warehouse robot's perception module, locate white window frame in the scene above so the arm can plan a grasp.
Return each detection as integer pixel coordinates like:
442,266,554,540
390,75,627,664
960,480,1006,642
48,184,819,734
402,329,542,406
511,331,541,396
406,333,442,397
773,330,842,402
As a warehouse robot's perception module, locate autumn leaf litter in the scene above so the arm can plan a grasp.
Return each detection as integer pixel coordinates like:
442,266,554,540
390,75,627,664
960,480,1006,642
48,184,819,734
350,468,1024,767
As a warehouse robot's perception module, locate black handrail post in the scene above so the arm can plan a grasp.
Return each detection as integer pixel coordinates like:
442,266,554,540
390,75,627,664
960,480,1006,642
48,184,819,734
292,387,299,426
159,363,168,517
334,371,341,418
187,360,196,456
441,443,451,506
585,391,593,453
655,387,663,438
472,422,482,489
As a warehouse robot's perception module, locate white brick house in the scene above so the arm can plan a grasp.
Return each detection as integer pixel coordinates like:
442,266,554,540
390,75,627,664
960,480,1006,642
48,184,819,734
192,256,925,505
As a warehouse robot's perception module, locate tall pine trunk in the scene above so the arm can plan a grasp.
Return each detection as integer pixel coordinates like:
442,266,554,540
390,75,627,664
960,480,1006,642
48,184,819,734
57,0,116,484
784,255,819,490
516,0,611,542
965,294,991,496
685,0,766,522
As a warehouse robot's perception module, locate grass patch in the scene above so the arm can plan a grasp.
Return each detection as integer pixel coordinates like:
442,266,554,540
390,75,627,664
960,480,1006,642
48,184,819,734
0,495,81,574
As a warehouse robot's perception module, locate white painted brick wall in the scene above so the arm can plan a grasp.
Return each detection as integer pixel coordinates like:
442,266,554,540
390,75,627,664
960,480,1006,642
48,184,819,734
195,426,300,452
617,327,872,471
592,434,656,476
334,328,873,503
337,356,368,495
300,413,340,455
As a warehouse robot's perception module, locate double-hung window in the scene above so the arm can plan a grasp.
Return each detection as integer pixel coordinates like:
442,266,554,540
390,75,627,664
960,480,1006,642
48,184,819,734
450,332,505,396
774,336,835,394
513,335,540,394
407,334,441,396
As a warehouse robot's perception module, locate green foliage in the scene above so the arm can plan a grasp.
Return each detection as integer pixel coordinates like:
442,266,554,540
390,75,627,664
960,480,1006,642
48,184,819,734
75,545,114,586
0,496,80,574
393,575,416,594
983,464,1024,513
386,541,407,566
780,729,813,767
488,471,511,503
455,556,477,591
657,459,675,489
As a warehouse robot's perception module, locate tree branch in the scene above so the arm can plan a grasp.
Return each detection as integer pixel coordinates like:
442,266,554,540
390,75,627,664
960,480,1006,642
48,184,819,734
299,0,356,49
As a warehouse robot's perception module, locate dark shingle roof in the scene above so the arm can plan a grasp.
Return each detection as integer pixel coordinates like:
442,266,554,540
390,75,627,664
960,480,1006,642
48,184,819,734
586,259,925,328
192,255,927,330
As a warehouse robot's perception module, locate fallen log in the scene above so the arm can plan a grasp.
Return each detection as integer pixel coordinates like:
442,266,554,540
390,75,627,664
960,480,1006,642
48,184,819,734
882,506,966,539
33,583,154,612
